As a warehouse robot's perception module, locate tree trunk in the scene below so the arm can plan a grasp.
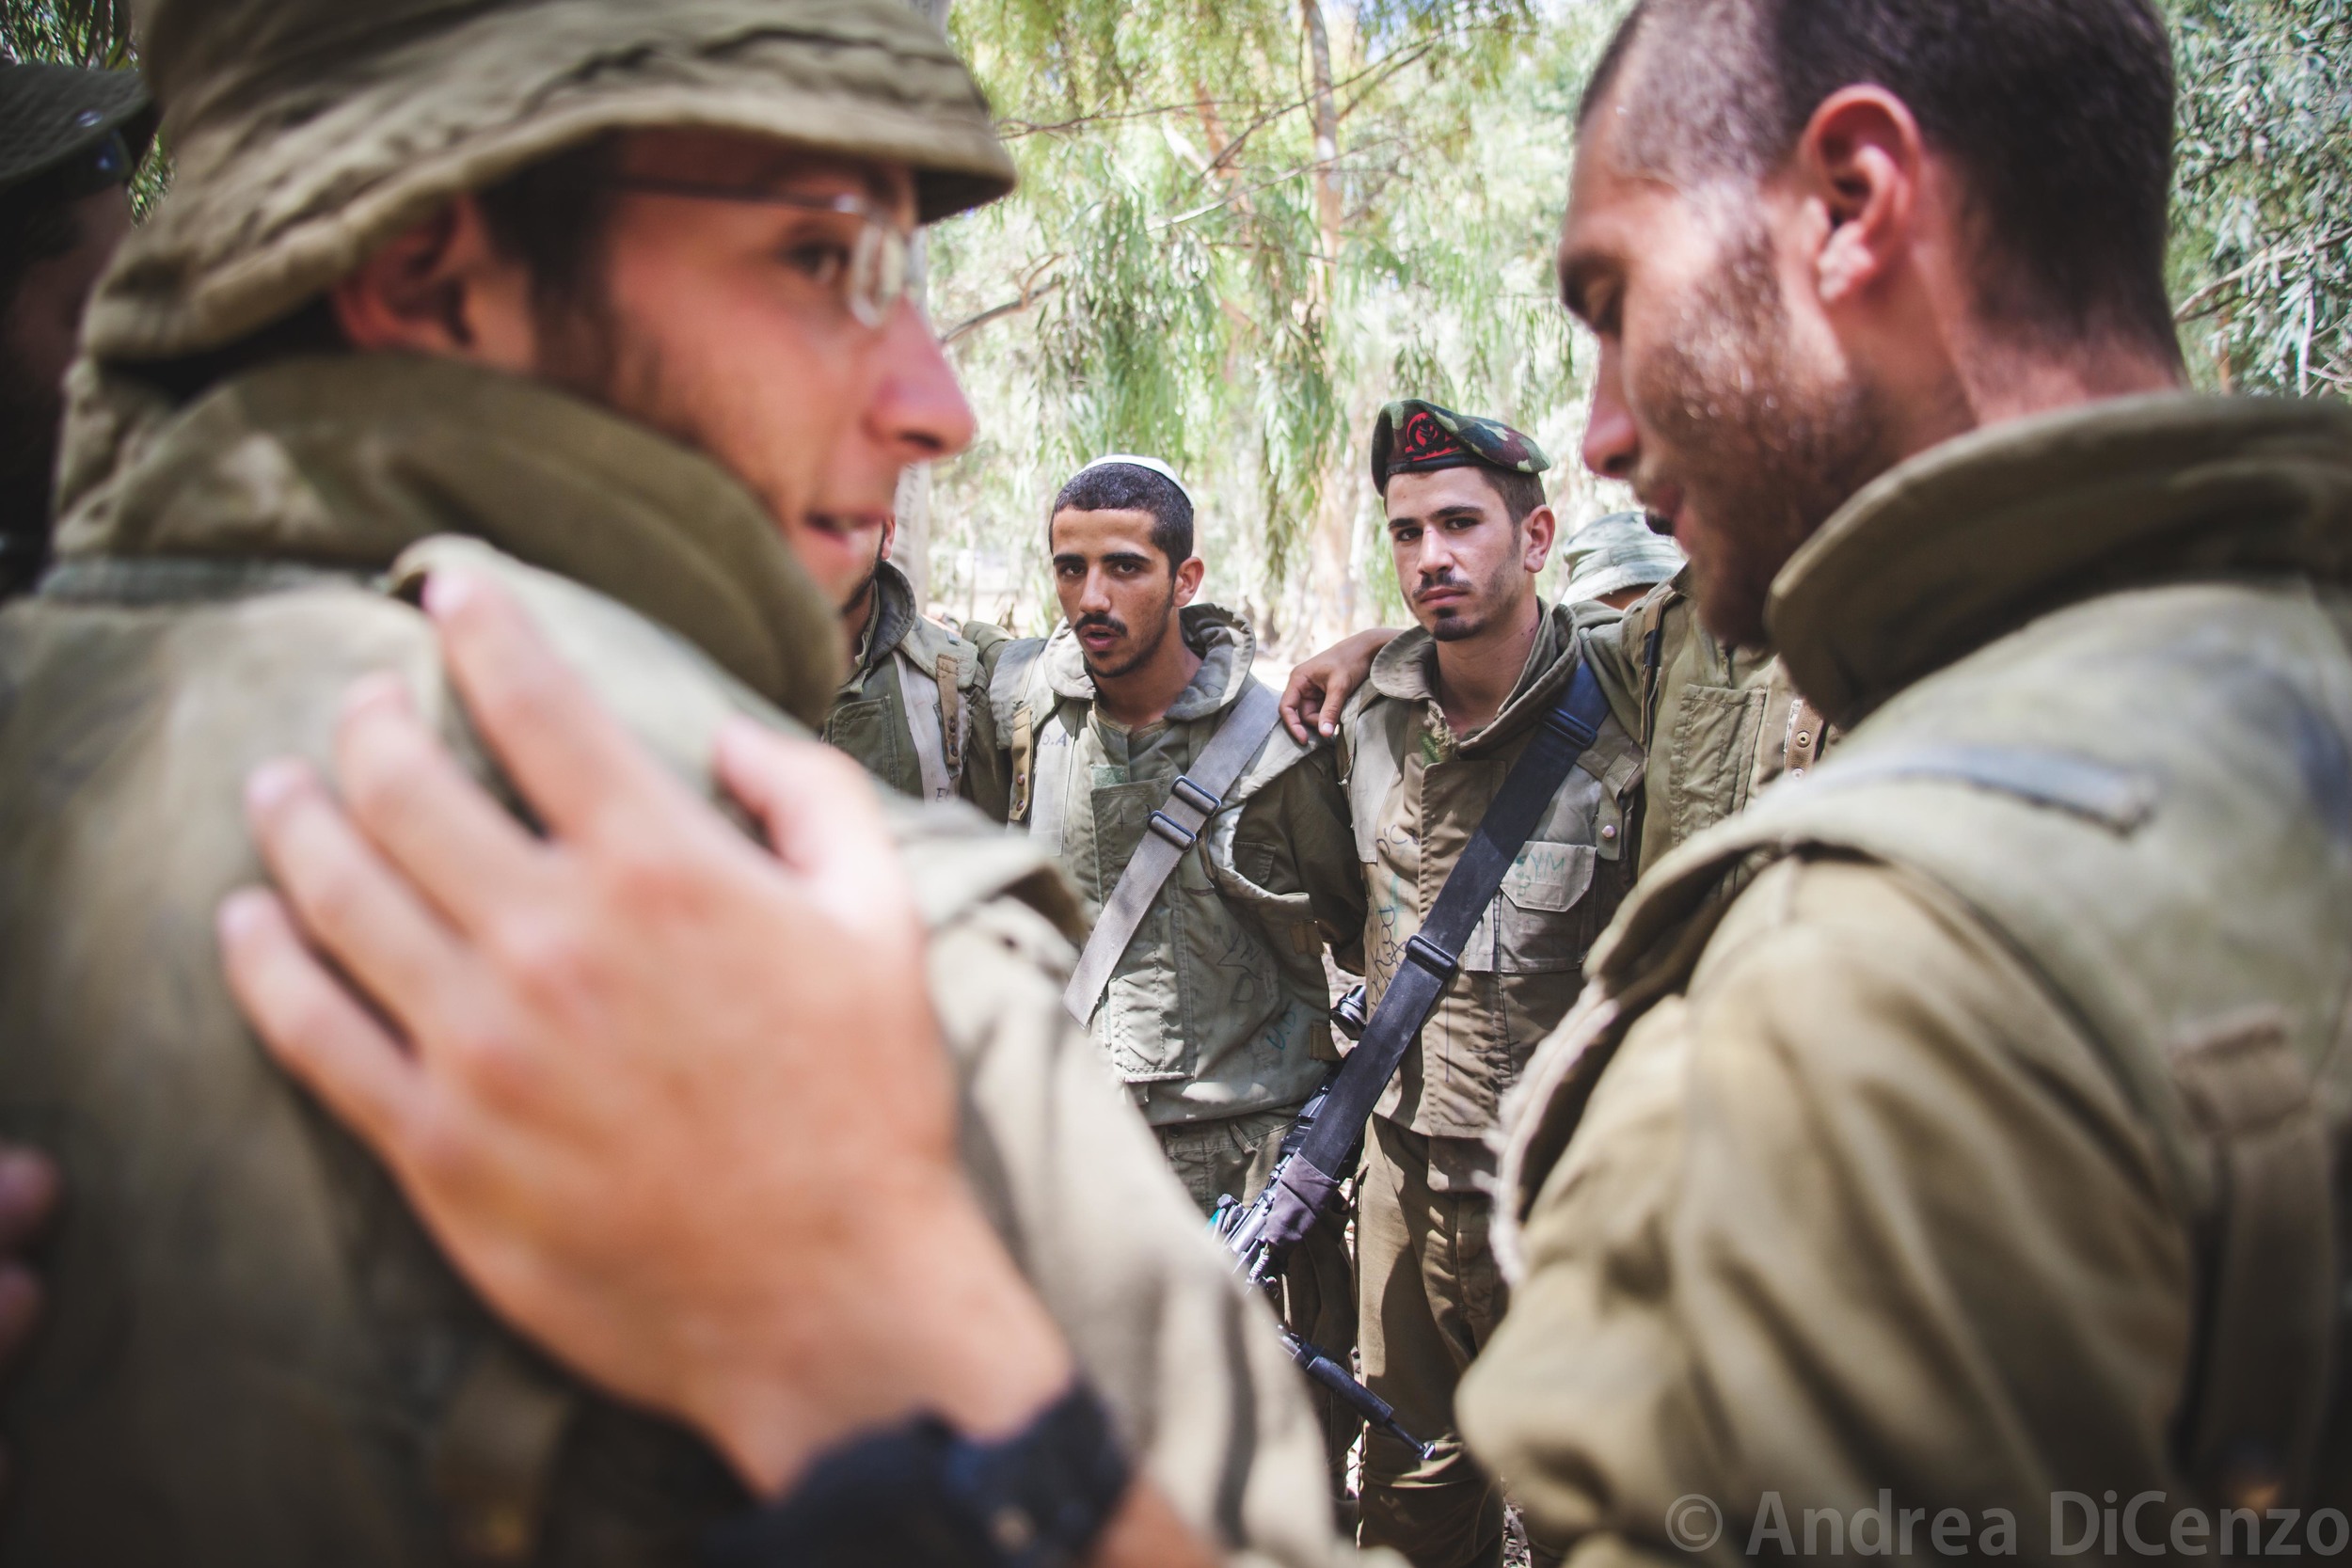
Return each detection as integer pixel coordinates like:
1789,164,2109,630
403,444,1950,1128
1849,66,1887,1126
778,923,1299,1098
894,0,955,612
1301,0,1343,299
1299,0,1356,648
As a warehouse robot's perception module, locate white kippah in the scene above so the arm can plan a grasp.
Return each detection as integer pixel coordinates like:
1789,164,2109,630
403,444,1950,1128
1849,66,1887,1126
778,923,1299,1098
1073,453,1195,509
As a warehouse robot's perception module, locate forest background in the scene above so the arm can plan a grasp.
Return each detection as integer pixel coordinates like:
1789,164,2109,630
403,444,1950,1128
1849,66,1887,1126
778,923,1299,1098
7,0,2347,655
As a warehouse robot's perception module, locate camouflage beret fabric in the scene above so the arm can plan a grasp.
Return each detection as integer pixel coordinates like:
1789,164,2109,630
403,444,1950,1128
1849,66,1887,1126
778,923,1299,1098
87,0,1016,361
1371,398,1549,492
1563,512,1686,603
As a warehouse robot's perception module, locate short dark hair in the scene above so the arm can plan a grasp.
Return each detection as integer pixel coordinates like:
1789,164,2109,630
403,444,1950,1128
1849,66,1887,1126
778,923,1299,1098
1484,466,1546,527
1580,0,2179,357
474,135,624,377
133,135,626,402
1050,462,1196,566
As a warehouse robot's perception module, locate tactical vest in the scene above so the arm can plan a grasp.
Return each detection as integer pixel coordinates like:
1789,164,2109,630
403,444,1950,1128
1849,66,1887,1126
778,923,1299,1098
1609,576,1836,872
0,538,1077,1568
821,564,995,810
990,620,1336,1118
1499,573,2352,1516
1339,618,1644,1139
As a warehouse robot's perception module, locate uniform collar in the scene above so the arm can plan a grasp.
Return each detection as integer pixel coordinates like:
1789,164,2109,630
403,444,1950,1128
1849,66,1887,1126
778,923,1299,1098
1367,597,1579,750
1040,600,1259,723
848,558,921,682
1772,392,2352,730
51,352,845,725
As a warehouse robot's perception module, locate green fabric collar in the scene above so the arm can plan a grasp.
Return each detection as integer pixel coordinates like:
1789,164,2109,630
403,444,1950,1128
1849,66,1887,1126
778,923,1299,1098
1041,600,1258,722
1367,597,1577,750
54,352,845,725
1772,392,2352,729
846,559,920,686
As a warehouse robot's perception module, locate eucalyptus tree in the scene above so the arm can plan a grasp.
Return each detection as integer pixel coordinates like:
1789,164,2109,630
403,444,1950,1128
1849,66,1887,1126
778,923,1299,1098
0,0,128,63
2167,0,2350,398
9,0,2343,635
931,0,1625,642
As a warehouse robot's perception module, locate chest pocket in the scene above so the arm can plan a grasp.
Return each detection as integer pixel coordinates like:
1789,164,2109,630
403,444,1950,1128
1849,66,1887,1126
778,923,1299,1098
1086,780,1164,904
1669,685,1766,847
822,697,914,799
1463,837,1600,974
1463,755,1612,975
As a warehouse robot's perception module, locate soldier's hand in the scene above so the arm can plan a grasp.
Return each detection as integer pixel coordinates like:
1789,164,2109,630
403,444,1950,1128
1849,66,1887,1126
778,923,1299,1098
216,572,1072,1498
0,1145,57,1496
1279,626,1401,743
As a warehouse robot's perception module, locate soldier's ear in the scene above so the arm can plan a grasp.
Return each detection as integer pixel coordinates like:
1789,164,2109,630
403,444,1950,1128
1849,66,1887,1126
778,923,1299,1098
331,196,539,373
1795,86,1925,309
1520,504,1558,575
1172,554,1206,608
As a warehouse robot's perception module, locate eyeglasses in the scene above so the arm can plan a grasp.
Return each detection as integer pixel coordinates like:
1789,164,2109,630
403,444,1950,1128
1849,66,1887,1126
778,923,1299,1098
597,176,913,329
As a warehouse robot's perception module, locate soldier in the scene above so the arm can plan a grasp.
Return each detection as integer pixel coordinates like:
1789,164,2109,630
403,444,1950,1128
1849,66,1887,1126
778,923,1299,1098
1557,510,1681,610
1465,0,2352,1559
0,1,1336,1562
823,514,1014,818
167,6,2352,1567
1286,522,1832,879
989,453,1365,1478
1338,402,1639,1568
0,59,150,597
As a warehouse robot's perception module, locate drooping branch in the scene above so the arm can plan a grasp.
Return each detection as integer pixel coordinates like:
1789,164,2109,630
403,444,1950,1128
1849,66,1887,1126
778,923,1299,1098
2174,226,2352,322
942,277,1065,346
5,0,135,64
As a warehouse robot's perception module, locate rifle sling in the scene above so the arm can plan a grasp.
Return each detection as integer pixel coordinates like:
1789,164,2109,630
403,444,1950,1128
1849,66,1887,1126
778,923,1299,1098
1286,662,1612,1206
1061,679,1284,1023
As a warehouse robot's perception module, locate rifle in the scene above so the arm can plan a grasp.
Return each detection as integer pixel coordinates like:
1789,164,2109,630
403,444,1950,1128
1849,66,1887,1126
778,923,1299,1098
1209,1048,1431,1460
1212,662,1613,1462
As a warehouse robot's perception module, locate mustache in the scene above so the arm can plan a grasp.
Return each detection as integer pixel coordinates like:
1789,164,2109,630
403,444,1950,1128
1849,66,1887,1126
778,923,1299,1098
1073,612,1129,637
1412,570,1470,598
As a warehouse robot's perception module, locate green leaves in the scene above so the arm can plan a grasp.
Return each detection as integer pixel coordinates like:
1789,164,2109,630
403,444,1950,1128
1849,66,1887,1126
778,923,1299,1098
1,0,133,65
933,0,1603,638
2168,0,2351,396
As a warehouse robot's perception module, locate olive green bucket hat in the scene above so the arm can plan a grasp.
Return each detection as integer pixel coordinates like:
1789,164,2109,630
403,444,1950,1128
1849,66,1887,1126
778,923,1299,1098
86,0,1016,363
0,62,154,199
1563,511,1685,603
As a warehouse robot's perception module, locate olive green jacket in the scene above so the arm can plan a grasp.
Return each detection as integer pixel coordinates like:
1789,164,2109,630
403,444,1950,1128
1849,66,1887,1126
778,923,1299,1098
1337,601,1643,1140
0,355,1342,1568
992,608,1365,1127
823,559,1014,821
1579,568,1836,873
1464,394,2352,1563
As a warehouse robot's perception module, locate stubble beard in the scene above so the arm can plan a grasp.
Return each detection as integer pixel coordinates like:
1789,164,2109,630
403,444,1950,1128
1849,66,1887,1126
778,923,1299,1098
1637,220,1893,649
1081,584,1179,681
1421,543,1526,644
840,531,888,620
531,273,797,535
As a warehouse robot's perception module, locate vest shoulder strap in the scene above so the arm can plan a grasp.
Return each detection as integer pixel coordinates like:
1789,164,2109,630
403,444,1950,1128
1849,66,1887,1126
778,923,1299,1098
988,637,1052,823
1060,680,1284,1024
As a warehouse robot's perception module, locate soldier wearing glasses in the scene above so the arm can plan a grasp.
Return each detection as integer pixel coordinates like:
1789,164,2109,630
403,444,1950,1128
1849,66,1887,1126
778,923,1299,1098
0,0,1338,1560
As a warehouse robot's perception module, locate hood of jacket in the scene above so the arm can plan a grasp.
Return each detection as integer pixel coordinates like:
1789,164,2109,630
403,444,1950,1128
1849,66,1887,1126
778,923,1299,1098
1040,600,1261,724
848,557,924,682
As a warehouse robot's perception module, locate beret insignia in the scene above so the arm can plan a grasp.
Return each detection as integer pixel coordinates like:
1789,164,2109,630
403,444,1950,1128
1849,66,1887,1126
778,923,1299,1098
1372,398,1550,492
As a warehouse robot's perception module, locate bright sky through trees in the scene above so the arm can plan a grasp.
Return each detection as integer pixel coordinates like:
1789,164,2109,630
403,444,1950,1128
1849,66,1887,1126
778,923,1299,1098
6,0,2346,647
